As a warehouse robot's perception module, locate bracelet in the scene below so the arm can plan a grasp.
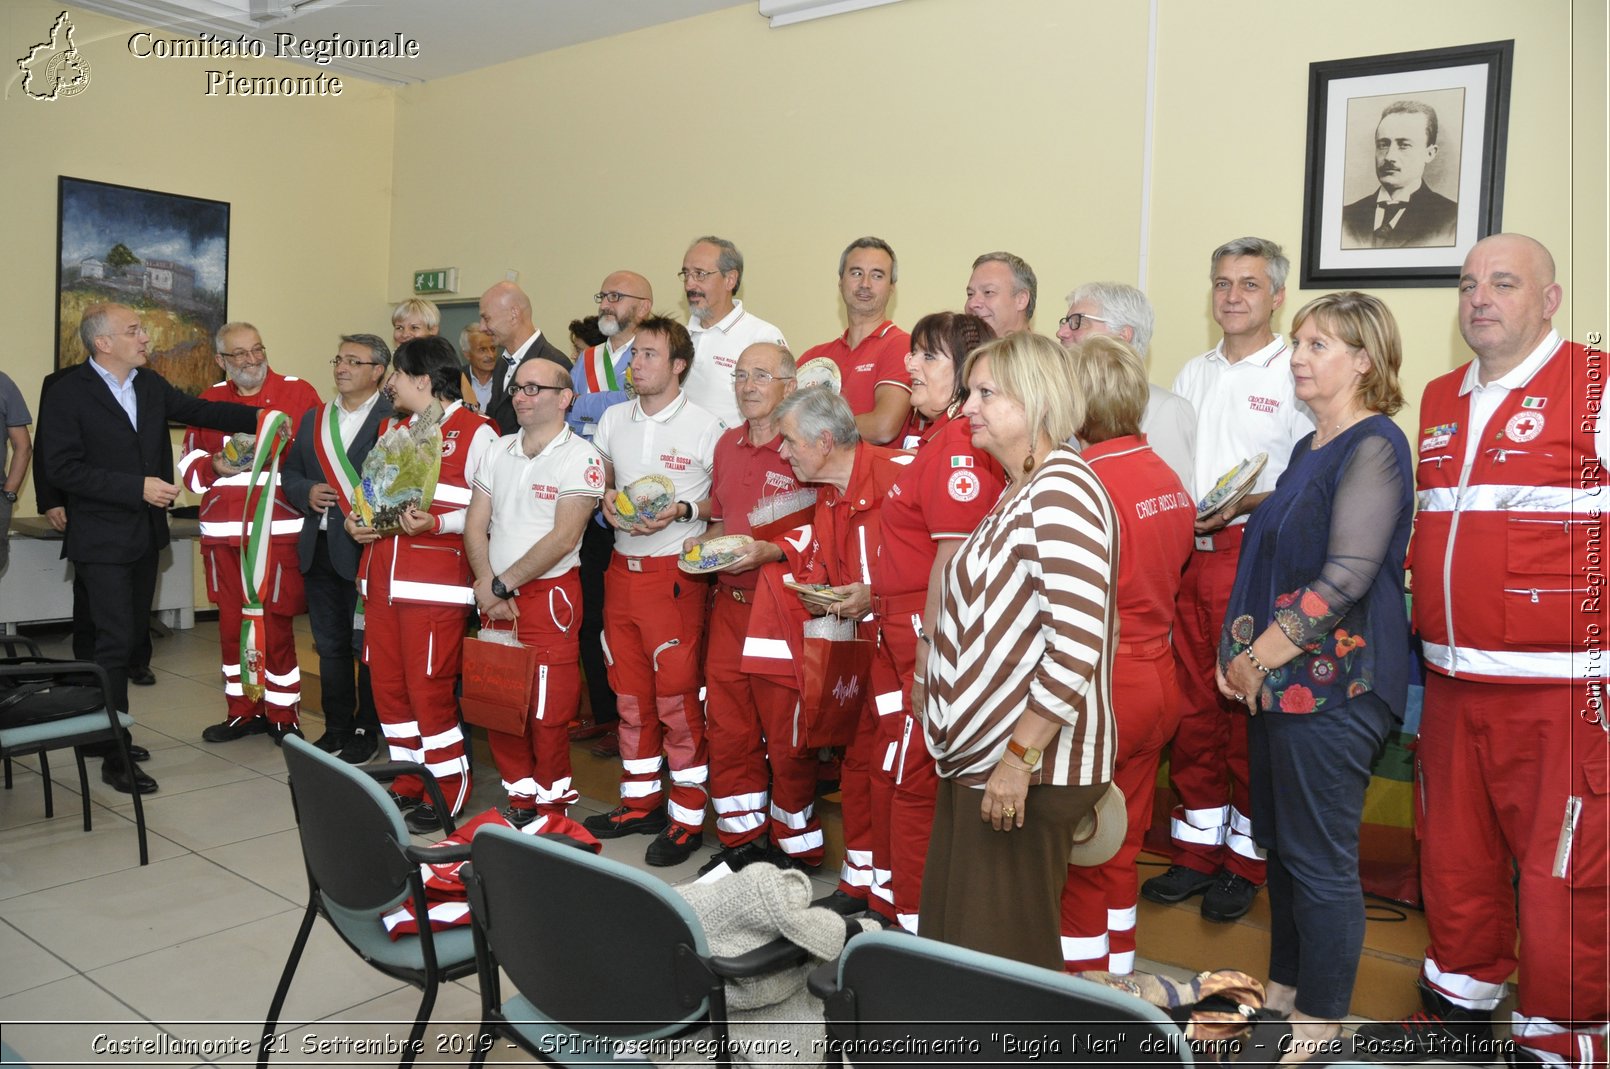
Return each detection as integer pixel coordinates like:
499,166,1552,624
912,674,926,686
999,756,1036,774
916,627,933,647
1244,649,1272,675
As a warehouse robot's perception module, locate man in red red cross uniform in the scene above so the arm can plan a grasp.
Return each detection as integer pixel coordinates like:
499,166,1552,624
1355,234,1608,1068
741,385,906,920
798,238,914,447
179,322,321,744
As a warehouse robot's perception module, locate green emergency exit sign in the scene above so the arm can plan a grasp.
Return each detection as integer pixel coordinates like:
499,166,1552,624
413,268,458,295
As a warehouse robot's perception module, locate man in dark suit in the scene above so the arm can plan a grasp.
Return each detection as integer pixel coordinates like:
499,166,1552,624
1341,99,1459,249
281,332,394,764
477,281,570,434
34,366,153,679
39,303,259,793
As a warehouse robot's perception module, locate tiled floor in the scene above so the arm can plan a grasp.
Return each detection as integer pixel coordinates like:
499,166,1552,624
2,620,1477,1068
0,621,863,1067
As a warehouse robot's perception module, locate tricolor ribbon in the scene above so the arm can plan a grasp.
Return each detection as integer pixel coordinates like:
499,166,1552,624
239,408,291,704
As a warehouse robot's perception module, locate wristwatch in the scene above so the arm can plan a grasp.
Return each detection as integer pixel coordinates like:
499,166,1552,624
1006,739,1043,768
0,489,15,503
677,501,699,522
490,576,515,600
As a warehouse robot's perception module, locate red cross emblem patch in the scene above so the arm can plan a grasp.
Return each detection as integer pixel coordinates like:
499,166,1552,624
948,469,980,502
1505,411,1544,443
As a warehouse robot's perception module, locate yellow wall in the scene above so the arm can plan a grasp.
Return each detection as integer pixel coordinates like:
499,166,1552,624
388,0,1602,438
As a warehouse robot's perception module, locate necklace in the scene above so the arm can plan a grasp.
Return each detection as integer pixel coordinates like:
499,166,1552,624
1313,406,1367,447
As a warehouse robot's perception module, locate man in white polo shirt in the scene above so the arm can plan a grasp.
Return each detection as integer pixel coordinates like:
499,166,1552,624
465,351,603,826
681,235,787,428
584,314,726,867
1141,236,1313,923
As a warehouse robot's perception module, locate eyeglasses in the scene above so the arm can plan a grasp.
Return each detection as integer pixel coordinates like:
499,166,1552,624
732,370,793,386
594,291,649,305
221,344,268,361
1056,313,1110,332
329,356,384,369
677,267,722,282
509,383,570,397
101,324,148,339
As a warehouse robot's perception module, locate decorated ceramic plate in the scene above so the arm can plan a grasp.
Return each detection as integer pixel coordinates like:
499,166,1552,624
796,357,843,393
1195,453,1267,520
616,474,677,527
679,534,754,574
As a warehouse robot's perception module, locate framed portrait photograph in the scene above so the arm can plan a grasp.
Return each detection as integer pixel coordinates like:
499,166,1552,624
56,176,230,395
1300,40,1513,289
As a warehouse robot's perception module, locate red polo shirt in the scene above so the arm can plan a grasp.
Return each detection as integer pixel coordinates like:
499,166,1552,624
709,425,801,592
1083,435,1194,647
800,321,912,416
875,413,1004,597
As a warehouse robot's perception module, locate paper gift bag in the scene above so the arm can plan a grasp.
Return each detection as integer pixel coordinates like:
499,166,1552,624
798,617,873,747
460,624,536,736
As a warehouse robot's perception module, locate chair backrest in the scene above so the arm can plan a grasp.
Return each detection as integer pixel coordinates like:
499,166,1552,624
825,931,1193,1065
281,735,416,911
468,825,714,1038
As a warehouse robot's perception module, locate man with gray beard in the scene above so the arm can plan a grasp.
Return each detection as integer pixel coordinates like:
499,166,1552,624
179,322,322,744
565,271,656,755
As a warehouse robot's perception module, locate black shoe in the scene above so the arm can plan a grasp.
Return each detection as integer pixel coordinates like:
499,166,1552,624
310,731,348,754
1139,864,1217,904
583,805,669,839
128,666,157,686
500,804,541,829
811,890,869,917
267,723,303,747
1352,981,1495,1063
101,760,158,795
337,728,378,764
645,825,703,867
1200,870,1259,922
123,744,151,763
695,839,774,879
201,716,267,744
387,791,421,813
81,741,150,762
405,804,445,834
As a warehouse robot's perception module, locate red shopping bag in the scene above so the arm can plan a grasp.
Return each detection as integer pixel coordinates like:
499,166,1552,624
460,622,536,736
799,630,873,747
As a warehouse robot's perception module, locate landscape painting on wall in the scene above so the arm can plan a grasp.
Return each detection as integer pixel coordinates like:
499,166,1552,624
56,176,229,395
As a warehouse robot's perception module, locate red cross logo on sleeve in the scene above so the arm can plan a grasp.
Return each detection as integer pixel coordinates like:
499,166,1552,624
947,470,980,502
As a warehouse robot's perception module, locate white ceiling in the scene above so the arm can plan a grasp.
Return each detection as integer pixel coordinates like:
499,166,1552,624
72,0,759,85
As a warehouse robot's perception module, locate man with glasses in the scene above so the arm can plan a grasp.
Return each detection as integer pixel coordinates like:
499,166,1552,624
477,281,569,434
39,303,260,794
1055,282,1197,493
465,352,603,826
566,270,655,758
681,236,787,429
179,322,322,745
282,334,393,763
687,342,820,878
800,237,913,446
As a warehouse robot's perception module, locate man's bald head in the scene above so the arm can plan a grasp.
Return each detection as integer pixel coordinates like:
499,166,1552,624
478,281,536,351
1458,233,1563,373
597,270,654,341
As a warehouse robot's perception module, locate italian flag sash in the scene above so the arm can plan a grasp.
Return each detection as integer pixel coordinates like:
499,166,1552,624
239,409,291,704
312,401,360,514
583,344,619,393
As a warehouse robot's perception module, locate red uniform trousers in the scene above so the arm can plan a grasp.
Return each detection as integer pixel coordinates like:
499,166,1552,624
203,541,305,728
602,555,710,835
1060,639,1182,973
484,574,583,818
1418,673,1608,1067
872,597,939,932
707,590,827,865
362,557,472,815
1168,526,1265,883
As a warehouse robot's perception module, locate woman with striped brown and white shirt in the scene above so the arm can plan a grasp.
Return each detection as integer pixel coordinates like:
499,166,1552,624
918,330,1120,970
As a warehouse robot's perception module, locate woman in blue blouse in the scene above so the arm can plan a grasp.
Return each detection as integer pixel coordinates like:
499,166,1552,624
1216,291,1413,1061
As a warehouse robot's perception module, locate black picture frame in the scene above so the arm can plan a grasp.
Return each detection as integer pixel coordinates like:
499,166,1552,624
1300,40,1513,289
56,176,230,396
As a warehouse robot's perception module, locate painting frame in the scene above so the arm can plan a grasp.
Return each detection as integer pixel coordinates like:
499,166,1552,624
1300,40,1513,289
56,176,230,395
